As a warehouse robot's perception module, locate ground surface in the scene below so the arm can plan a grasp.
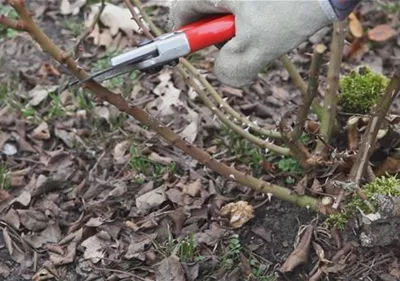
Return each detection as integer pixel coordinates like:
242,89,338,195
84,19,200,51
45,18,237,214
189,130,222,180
0,0,400,281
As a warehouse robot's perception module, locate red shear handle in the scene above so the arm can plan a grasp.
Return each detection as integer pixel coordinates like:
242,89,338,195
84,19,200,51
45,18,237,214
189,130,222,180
178,14,235,52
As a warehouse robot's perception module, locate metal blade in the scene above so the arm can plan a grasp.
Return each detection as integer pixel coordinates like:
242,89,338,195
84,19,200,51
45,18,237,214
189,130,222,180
69,49,157,86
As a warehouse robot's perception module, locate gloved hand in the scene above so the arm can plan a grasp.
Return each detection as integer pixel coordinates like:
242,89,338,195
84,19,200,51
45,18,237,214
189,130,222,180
169,0,338,88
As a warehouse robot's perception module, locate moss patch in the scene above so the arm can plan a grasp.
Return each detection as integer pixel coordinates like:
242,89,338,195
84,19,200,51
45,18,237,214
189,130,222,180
339,67,389,114
325,175,400,230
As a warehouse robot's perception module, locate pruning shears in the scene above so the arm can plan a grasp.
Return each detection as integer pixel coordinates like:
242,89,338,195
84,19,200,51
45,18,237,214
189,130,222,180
76,14,235,84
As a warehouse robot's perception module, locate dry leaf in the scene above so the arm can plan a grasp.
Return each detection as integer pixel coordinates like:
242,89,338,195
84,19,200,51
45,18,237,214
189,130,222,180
194,223,224,246
27,224,62,248
147,71,183,116
38,62,60,77
87,3,141,37
32,268,55,281
280,225,313,272
375,157,400,177
179,108,199,143
32,122,50,140
125,234,156,261
0,190,10,202
0,262,10,278
220,201,254,228
148,152,173,165
2,228,13,256
60,0,86,15
28,85,58,106
54,128,75,148
368,24,397,42
180,178,202,197
16,209,48,232
348,12,364,38
293,175,307,195
155,255,186,281
113,140,131,165
49,242,76,266
135,185,167,214
81,232,110,263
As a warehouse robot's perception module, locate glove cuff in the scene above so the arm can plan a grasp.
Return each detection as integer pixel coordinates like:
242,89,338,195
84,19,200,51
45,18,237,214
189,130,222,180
318,0,339,22
320,0,361,21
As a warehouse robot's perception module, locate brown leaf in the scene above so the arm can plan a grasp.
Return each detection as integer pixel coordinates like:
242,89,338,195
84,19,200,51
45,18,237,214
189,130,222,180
16,209,48,232
375,157,400,177
293,175,308,195
2,228,13,255
220,201,254,228
239,253,252,277
125,234,156,261
54,128,75,148
310,179,323,194
312,241,328,262
0,262,10,278
348,12,364,38
38,62,60,77
180,178,202,197
166,188,183,205
135,185,167,215
194,222,224,246
49,242,76,266
0,190,10,202
155,255,186,281
368,24,397,42
251,225,272,242
81,232,110,263
113,140,131,165
32,122,50,140
32,268,55,281
148,152,173,165
182,263,199,281
11,174,26,188
280,225,314,272
2,209,20,229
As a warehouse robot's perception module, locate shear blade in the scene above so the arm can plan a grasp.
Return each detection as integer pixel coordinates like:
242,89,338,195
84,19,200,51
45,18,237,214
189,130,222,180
69,49,157,86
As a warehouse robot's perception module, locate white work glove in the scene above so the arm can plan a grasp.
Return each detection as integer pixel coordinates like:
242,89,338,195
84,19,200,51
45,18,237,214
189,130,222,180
169,0,338,88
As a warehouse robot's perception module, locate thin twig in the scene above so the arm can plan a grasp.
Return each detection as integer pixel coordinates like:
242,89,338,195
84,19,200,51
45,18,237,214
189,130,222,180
292,44,326,141
279,117,313,169
179,63,290,155
316,21,345,154
0,14,26,30
124,0,154,39
349,67,400,211
1,0,320,210
280,54,324,120
181,59,282,139
72,0,106,56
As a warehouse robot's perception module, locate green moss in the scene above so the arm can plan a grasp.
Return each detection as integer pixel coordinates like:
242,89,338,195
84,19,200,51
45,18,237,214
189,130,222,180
325,175,400,229
338,67,389,114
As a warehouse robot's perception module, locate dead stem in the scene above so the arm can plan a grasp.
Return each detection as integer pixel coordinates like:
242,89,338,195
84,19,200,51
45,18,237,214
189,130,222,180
280,54,325,120
1,0,320,210
71,0,106,56
125,0,154,39
292,44,326,141
279,117,313,169
316,21,345,154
